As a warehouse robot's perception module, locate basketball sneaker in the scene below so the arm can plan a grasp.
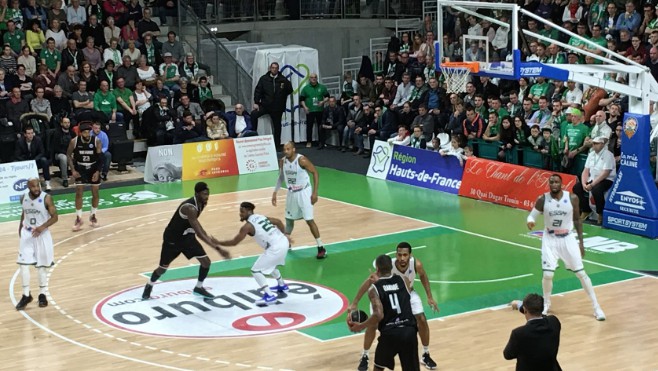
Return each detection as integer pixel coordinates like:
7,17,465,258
142,283,153,300
72,217,83,232
357,354,369,371
255,293,278,306
594,307,606,321
89,214,99,228
270,284,289,293
542,301,551,316
15,294,33,310
193,286,215,299
38,294,48,308
316,246,327,259
421,353,437,370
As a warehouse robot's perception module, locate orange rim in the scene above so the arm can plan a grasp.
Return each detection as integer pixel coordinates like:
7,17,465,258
440,61,480,73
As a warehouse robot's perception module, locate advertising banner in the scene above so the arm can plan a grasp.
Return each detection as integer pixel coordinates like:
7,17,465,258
0,160,40,204
182,140,239,180
386,145,463,194
603,113,658,238
144,144,183,184
458,157,577,210
366,140,392,180
233,136,279,174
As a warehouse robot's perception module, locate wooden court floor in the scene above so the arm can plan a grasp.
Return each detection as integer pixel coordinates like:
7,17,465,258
1,186,657,370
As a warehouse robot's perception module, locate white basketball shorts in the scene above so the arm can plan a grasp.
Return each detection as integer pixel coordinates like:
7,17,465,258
541,232,584,272
252,242,288,275
285,186,314,221
17,228,54,268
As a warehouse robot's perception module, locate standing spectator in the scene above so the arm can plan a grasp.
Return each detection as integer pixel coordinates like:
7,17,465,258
3,20,25,55
7,0,23,30
14,125,51,190
573,136,616,224
161,31,184,63
462,105,484,139
562,108,589,172
299,73,329,148
223,103,257,138
252,62,293,147
505,294,562,371
91,121,111,181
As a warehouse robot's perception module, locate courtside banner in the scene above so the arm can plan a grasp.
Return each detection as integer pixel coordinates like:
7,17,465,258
366,140,392,180
458,157,577,210
233,135,278,173
0,160,39,204
182,140,239,180
144,144,183,184
385,144,463,194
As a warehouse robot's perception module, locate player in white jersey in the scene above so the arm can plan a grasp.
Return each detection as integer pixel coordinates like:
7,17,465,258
16,178,59,310
525,174,605,321
272,141,326,259
217,202,292,306
349,242,440,370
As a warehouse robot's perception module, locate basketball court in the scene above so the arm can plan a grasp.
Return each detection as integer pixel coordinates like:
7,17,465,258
1,167,657,370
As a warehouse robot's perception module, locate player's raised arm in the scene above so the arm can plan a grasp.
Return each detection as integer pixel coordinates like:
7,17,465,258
415,259,438,312
526,194,545,230
348,272,380,312
272,158,284,206
299,156,319,204
570,192,585,257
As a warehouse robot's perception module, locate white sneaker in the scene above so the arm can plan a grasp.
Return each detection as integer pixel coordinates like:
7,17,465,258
45,181,52,191
594,307,606,321
510,300,522,311
542,303,550,316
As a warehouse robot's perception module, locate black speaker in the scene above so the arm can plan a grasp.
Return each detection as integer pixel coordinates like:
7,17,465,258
110,139,134,172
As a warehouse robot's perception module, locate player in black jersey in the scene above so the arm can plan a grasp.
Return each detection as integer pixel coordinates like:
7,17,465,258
66,122,103,232
348,254,420,371
142,182,231,300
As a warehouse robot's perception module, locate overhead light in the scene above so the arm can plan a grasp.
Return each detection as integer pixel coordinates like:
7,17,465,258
210,27,218,32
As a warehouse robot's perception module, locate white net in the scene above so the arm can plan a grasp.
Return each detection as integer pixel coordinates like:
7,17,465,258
441,66,471,94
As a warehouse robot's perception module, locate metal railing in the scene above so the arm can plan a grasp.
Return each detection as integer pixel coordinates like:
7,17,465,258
178,0,252,108
321,75,341,98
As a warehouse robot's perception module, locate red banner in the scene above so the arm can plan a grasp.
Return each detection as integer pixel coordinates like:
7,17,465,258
458,158,577,210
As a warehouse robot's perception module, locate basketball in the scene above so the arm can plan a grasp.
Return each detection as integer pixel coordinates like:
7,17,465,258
350,309,369,323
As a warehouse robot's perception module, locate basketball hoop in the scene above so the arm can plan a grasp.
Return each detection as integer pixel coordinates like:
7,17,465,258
440,62,479,94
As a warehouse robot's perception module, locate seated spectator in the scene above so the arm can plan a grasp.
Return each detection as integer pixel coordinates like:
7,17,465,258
79,61,99,93
103,38,122,68
85,1,104,34
174,110,206,144
10,64,34,99
121,19,139,48
49,85,72,123
122,38,141,64
98,60,118,90
446,101,466,136
7,87,28,128
46,19,67,50
14,125,51,190
391,72,412,110
527,124,545,152
196,76,212,104
117,55,138,90
573,136,616,224
94,80,122,123
159,52,180,91
103,0,128,27
152,95,175,145
51,116,73,187
161,31,184,63
462,105,485,140
34,63,56,97
61,38,84,72
356,74,375,103
25,2,47,32
205,112,229,140
411,104,434,140
114,77,136,124
69,24,85,50
409,125,427,149
4,21,24,56
67,0,86,28
173,77,198,105
179,53,211,86
0,46,17,76
104,16,121,46
354,104,375,156
91,121,111,180
157,0,177,26
320,96,345,147
482,111,500,142
48,0,68,30
17,46,36,77
136,55,157,87
40,37,62,77
387,125,411,146
139,33,161,67
150,77,171,104
31,87,53,121
439,135,465,162
176,94,203,123
82,36,104,72
0,69,9,103
126,0,143,24
397,101,416,129
7,0,23,30
57,65,80,97
132,79,151,138
408,75,429,111
342,94,365,152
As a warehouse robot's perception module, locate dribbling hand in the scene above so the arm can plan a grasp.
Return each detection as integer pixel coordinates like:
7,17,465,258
215,245,231,259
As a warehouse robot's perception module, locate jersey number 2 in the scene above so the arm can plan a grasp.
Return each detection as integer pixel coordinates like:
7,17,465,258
258,219,275,232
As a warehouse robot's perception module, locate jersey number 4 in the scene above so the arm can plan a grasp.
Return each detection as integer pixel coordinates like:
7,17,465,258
258,219,275,232
389,293,402,314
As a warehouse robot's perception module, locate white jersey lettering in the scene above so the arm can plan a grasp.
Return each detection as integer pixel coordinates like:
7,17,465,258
22,192,49,230
283,154,311,191
248,214,289,250
543,191,574,233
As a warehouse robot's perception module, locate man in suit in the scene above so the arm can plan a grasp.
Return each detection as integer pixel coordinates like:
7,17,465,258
505,293,562,371
14,126,52,191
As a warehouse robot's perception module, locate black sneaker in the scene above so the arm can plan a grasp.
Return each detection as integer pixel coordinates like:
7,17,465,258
421,352,437,370
38,294,48,308
357,354,369,371
142,283,153,300
316,246,327,259
62,180,69,188
193,286,215,299
15,294,33,310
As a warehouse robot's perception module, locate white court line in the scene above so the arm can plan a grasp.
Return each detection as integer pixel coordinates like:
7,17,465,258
419,273,534,284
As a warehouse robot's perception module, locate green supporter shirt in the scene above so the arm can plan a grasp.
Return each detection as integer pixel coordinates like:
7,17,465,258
40,48,61,71
564,123,590,151
94,90,118,115
539,28,559,41
114,87,133,111
300,82,329,113
3,30,24,54
529,82,549,110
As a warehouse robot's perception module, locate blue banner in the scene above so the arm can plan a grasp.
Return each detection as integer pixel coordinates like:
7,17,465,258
603,113,658,238
385,145,463,194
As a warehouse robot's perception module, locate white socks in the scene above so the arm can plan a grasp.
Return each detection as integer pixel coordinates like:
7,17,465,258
271,269,285,286
253,271,272,295
20,265,30,296
576,270,600,309
315,238,323,246
38,267,48,295
542,271,554,307
76,209,82,218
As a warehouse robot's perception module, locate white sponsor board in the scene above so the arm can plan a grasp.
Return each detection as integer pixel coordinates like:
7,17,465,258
94,277,347,338
143,144,183,184
366,140,392,180
0,160,40,204
233,135,279,174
